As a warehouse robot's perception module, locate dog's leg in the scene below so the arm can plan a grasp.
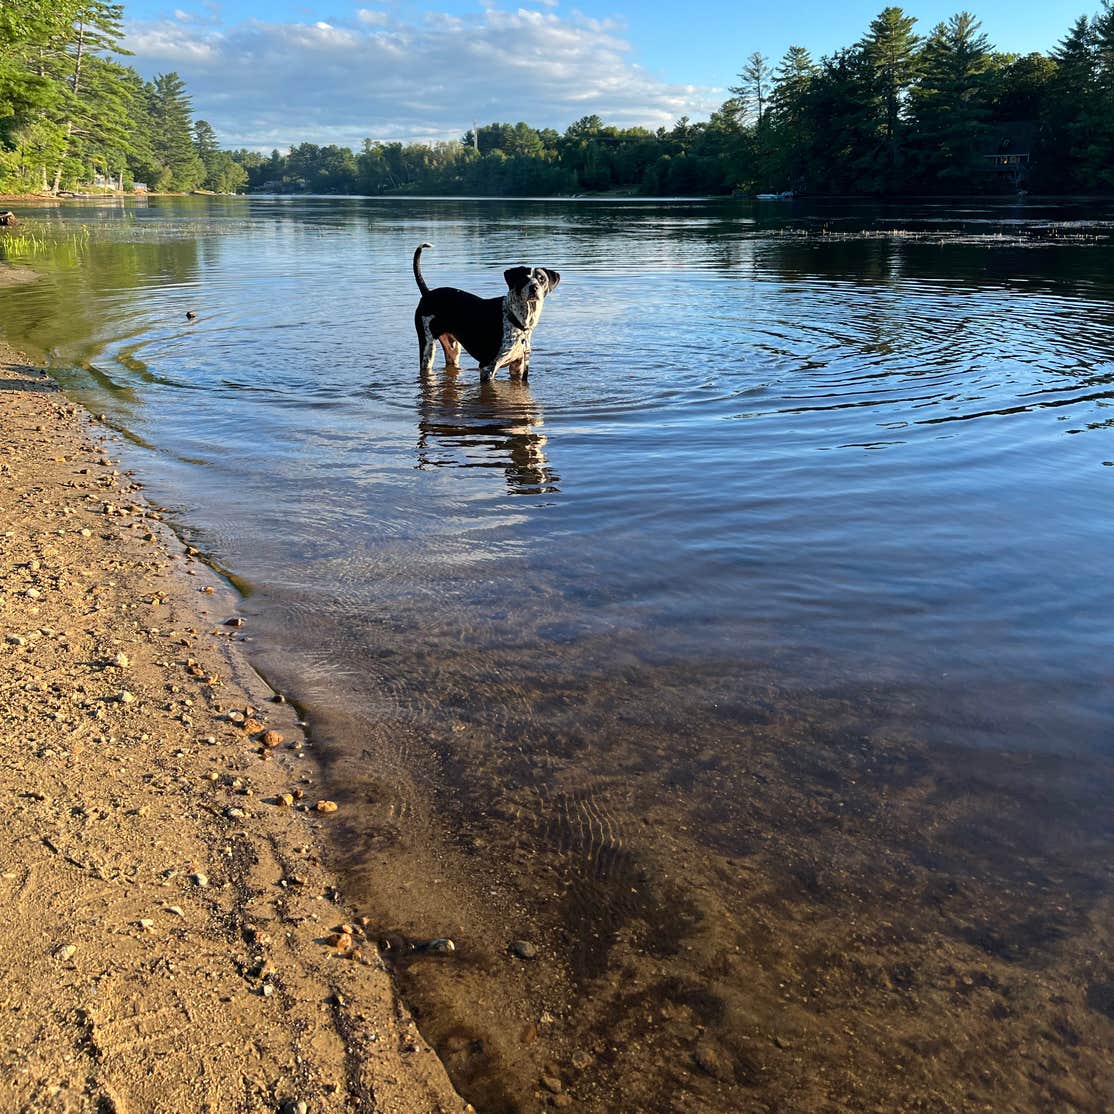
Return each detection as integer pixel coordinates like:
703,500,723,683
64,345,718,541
512,342,532,380
439,334,461,369
416,313,437,375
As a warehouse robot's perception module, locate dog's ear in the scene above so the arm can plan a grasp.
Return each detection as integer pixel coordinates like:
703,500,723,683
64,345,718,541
543,268,561,291
504,266,530,290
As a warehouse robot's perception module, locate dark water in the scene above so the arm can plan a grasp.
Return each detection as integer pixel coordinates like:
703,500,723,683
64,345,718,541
3,195,1114,1111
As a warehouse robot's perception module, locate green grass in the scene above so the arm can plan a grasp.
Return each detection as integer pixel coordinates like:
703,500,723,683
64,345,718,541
0,223,91,260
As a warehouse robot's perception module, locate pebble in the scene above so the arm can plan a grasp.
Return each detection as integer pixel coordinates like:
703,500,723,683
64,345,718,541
510,939,538,960
693,1041,729,1080
420,938,456,955
260,730,284,748
5,635,25,646
278,1101,307,1114
118,690,136,704
540,1075,563,1094
53,944,76,962
190,872,209,887
551,1096,573,1109
315,800,338,814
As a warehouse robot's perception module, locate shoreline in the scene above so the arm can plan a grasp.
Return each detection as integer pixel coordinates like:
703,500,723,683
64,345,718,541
0,339,466,1112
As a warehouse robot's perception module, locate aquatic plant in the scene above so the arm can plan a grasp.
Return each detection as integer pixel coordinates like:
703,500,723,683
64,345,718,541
0,223,91,261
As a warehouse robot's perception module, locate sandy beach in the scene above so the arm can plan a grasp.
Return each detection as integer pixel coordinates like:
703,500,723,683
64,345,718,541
0,333,466,1113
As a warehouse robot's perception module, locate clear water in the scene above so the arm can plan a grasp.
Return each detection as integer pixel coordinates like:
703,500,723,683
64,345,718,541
3,195,1114,1111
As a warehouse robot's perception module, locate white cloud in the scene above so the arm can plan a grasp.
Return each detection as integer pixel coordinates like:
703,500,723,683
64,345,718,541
122,4,721,151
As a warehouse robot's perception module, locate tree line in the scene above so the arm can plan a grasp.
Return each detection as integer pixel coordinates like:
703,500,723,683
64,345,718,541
2,2,1112,198
0,1,244,194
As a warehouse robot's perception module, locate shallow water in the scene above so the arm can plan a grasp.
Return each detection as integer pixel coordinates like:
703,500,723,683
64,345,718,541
3,195,1114,1110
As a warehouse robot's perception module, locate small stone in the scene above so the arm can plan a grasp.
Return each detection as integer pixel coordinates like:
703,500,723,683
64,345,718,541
165,905,184,917
5,635,25,646
510,940,538,960
118,690,136,704
260,730,284,748
137,919,155,932
693,1041,729,1080
25,587,41,599
274,793,294,807
422,938,456,955
53,944,77,962
242,718,266,734
190,872,209,887
327,932,353,950
223,617,244,627
541,1076,563,1094
114,651,130,668
315,800,338,814
551,1096,573,1109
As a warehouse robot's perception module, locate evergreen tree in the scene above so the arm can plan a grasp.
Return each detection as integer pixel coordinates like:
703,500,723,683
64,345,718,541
859,7,921,185
909,12,994,187
147,71,204,190
769,46,818,190
1082,1,1114,187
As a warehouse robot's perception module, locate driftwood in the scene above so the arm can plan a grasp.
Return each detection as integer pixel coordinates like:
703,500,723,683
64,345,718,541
0,211,17,226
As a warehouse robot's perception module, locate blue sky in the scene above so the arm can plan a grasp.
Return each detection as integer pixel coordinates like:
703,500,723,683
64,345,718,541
120,0,1094,150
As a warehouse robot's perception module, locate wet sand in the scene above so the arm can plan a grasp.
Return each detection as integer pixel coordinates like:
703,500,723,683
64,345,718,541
0,337,466,1113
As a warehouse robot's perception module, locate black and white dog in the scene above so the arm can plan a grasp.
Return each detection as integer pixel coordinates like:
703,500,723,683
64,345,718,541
413,243,560,382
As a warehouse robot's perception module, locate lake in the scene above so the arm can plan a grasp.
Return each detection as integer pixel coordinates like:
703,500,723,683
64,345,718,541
3,195,1113,1112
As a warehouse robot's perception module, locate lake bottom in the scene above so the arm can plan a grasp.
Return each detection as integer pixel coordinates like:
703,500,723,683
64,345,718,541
242,587,1114,1113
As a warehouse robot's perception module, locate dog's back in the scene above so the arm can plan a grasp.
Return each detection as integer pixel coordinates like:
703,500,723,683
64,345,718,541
414,244,506,366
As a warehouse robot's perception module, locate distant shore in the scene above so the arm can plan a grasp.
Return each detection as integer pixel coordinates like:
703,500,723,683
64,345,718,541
0,336,466,1112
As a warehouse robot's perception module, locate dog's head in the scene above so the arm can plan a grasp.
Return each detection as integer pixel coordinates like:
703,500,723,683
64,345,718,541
504,266,560,324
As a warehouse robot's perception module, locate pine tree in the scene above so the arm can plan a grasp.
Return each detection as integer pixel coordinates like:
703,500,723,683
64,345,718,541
0,1,77,189
731,52,772,125
147,71,204,190
909,12,994,187
769,46,817,190
46,3,136,192
860,7,921,185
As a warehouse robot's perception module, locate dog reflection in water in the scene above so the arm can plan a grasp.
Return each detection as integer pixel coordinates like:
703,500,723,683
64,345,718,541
417,370,558,495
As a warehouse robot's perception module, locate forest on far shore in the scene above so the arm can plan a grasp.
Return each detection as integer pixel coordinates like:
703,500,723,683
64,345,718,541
2,2,1113,198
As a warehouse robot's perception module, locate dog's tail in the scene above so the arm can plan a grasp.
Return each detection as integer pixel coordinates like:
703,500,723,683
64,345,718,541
413,242,433,296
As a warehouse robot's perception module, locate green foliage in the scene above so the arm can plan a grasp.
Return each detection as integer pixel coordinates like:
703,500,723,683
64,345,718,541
2,2,1113,198
0,5,233,195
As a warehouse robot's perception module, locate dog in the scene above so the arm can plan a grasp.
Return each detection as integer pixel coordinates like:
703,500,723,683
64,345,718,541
413,243,560,382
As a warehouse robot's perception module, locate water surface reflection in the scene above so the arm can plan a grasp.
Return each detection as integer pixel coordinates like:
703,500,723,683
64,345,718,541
1,195,1112,1111
418,372,558,495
